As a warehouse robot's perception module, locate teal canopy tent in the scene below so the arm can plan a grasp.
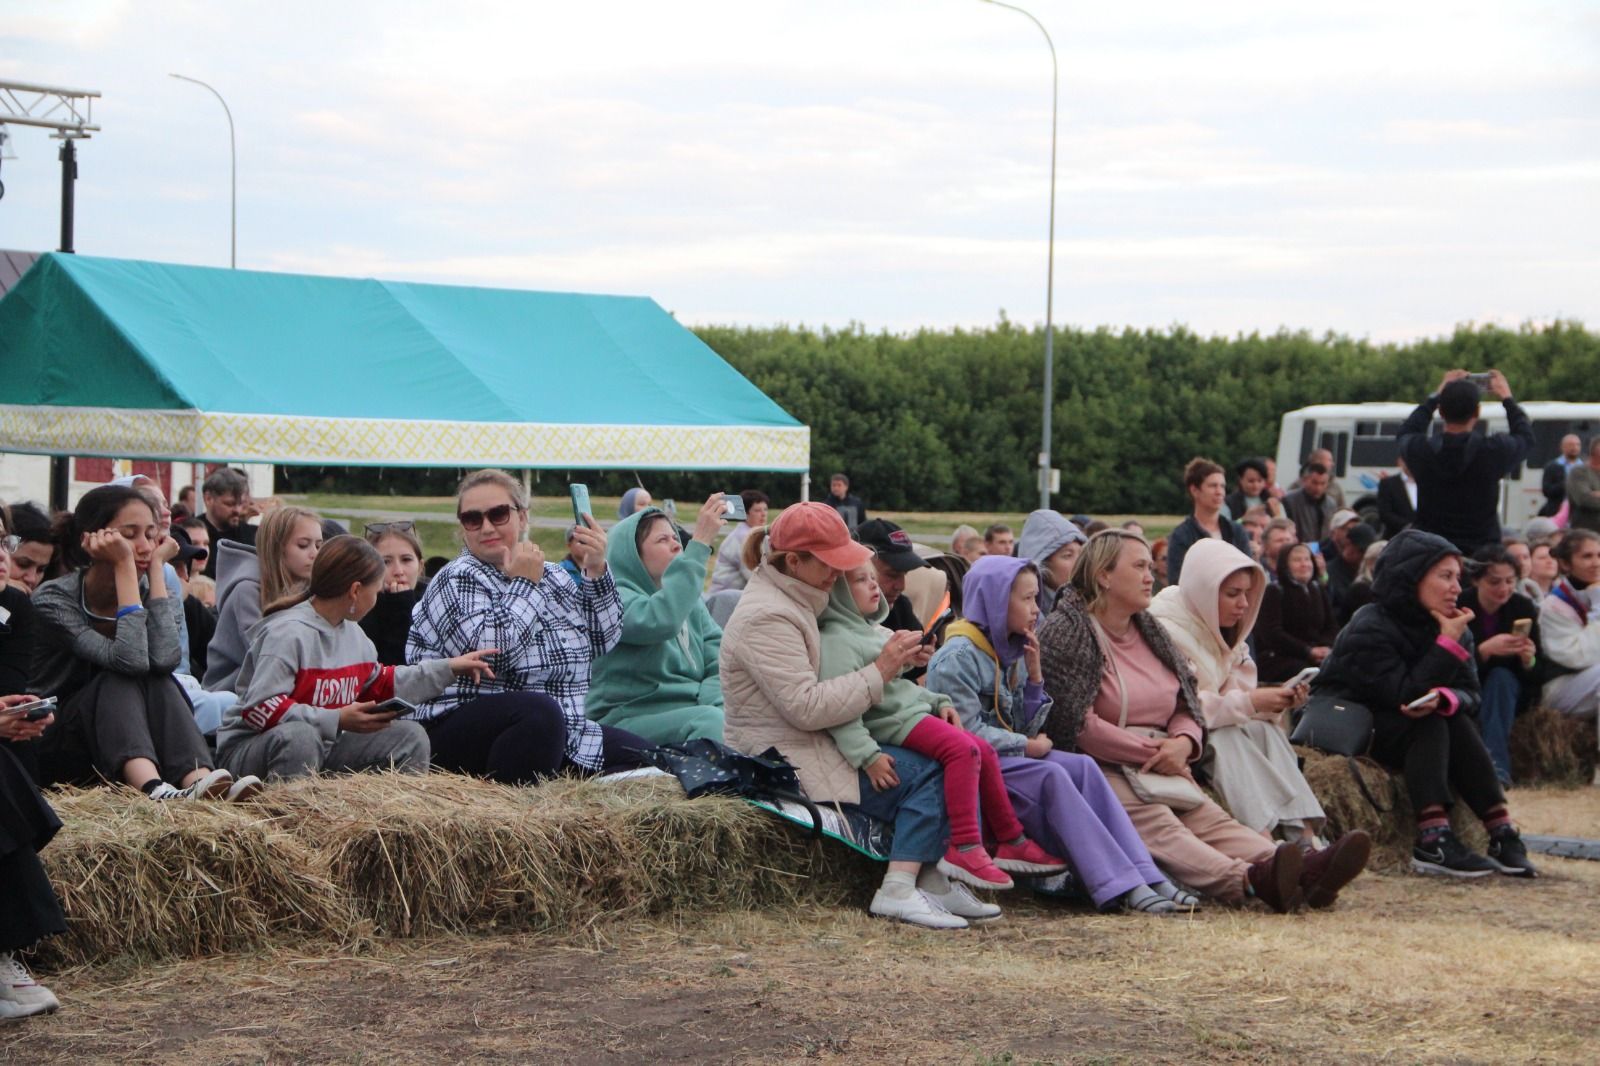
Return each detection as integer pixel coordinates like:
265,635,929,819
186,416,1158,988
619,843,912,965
0,254,809,472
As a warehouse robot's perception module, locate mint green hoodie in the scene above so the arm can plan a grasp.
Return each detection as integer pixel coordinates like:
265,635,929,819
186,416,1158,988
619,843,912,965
818,577,951,769
587,510,724,744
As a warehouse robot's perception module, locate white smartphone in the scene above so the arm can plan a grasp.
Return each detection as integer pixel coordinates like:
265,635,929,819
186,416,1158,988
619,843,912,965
372,697,417,717
1403,691,1440,711
1284,667,1320,689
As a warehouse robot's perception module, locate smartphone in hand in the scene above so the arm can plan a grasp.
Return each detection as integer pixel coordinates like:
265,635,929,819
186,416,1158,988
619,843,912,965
1511,618,1533,639
722,494,748,522
569,484,592,526
371,697,417,717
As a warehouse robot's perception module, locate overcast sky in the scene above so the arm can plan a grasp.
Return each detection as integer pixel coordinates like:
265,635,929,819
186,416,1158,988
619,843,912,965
3,1,1597,341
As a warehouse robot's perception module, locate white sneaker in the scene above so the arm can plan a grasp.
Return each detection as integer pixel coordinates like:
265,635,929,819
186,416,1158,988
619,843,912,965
147,769,234,801
869,888,969,930
0,953,59,1021
923,881,1003,921
224,775,264,802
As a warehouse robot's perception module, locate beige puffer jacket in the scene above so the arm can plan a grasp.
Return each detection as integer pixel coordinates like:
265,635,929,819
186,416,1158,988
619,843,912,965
721,564,885,804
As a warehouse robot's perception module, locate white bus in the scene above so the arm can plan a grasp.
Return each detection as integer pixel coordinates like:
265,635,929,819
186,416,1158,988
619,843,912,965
1274,401,1600,531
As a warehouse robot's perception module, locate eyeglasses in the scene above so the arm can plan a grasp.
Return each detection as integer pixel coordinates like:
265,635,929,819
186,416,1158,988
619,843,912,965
0,536,17,553
364,520,416,537
457,504,521,531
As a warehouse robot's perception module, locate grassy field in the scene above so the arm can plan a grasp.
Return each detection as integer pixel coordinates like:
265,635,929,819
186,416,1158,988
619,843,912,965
10,784,1600,1064
285,493,1185,564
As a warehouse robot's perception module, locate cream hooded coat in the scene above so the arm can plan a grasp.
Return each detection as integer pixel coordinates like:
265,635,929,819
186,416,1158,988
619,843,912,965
720,563,885,804
1149,538,1324,835
1148,539,1266,731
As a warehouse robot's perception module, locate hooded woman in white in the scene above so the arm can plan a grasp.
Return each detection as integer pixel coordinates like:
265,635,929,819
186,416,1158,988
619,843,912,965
1148,538,1325,845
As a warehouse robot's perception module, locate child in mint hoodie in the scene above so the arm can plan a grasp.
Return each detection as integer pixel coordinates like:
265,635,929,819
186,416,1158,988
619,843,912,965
587,502,725,745
820,562,1067,891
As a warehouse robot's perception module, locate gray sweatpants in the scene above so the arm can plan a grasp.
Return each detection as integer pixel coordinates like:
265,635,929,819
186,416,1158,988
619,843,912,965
219,719,430,781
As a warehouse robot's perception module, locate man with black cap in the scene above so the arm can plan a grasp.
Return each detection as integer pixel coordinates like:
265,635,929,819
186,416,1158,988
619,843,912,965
1321,511,1378,615
854,518,927,636
1397,369,1533,555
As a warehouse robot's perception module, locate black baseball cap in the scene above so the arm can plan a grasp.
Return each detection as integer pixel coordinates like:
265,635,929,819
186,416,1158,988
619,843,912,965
854,518,926,572
168,526,208,565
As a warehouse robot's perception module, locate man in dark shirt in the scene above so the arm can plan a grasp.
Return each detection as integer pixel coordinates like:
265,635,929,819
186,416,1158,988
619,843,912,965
823,473,868,532
1540,434,1582,516
199,468,257,578
1396,369,1533,555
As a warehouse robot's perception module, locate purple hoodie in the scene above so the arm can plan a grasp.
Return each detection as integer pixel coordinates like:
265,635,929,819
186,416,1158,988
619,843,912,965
961,555,1043,670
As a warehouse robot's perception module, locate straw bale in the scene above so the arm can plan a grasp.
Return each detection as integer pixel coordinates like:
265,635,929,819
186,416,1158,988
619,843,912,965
1298,749,1486,868
1509,706,1597,786
36,786,351,970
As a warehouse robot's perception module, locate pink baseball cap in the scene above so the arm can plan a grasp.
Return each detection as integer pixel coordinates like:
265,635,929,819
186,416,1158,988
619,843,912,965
769,502,873,571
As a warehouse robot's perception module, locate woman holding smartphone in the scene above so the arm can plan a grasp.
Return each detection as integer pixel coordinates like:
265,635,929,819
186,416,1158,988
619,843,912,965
218,537,493,781
1459,544,1540,787
1314,530,1536,879
407,469,647,783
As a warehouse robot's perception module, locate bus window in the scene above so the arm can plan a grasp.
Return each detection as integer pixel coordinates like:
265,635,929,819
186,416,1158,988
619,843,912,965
1298,421,1317,466
1351,421,1402,469
1317,431,1349,477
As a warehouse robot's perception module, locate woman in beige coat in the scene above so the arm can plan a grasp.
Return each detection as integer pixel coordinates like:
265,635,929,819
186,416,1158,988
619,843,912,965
721,503,987,929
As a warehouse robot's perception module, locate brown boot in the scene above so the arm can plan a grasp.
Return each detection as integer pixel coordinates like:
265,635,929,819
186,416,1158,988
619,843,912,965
1246,842,1305,913
1300,830,1371,909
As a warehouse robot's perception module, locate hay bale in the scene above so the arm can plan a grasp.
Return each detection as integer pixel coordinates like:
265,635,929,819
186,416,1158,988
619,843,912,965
1298,749,1486,868
1509,706,1597,786
37,786,352,970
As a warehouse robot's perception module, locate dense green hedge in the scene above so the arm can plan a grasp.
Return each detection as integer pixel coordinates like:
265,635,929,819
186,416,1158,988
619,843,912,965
281,320,1598,514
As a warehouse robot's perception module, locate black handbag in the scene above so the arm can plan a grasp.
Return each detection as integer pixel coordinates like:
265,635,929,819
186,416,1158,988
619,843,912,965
1289,694,1375,757
640,739,824,838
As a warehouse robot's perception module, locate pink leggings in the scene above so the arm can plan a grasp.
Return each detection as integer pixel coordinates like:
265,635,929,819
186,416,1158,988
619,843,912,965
902,716,1025,848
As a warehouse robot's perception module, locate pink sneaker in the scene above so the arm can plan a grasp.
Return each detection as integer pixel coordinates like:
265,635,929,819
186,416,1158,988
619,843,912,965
938,845,1015,890
993,839,1069,876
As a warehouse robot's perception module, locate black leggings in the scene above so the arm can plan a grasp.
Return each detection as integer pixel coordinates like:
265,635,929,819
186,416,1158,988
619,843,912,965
0,746,66,953
1371,709,1505,815
424,691,648,785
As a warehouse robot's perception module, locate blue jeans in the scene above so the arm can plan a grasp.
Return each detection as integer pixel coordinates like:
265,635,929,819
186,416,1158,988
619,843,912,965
849,744,949,864
1478,667,1520,786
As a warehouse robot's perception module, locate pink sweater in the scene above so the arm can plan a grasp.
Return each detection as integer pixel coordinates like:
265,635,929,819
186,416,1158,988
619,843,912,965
1078,622,1203,767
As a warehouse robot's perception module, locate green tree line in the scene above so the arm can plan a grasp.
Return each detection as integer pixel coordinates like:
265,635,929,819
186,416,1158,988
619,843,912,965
279,320,1598,515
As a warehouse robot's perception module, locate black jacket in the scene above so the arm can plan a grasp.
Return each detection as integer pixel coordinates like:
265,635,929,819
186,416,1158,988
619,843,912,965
1256,552,1340,683
1397,396,1533,554
1315,530,1481,720
1541,458,1572,516
1459,586,1541,712
359,588,421,667
1376,475,1415,538
824,493,868,532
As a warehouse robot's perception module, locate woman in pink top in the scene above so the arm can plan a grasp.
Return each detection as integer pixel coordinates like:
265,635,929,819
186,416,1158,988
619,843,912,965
1037,530,1312,912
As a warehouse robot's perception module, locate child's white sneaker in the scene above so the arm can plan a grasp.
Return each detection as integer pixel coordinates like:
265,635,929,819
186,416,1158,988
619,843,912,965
0,953,59,1021
869,887,968,929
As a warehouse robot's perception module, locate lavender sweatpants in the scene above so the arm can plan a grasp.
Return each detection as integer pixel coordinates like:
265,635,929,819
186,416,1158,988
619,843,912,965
999,751,1164,908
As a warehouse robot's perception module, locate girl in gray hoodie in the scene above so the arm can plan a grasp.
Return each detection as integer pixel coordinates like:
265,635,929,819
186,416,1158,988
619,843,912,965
218,537,497,781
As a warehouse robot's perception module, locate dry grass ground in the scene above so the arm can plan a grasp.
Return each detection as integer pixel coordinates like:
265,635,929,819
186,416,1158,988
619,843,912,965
8,785,1599,1065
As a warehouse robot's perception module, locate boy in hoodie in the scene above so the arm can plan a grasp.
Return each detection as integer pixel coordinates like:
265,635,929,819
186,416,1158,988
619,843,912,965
1016,510,1088,617
588,502,726,745
820,561,1067,892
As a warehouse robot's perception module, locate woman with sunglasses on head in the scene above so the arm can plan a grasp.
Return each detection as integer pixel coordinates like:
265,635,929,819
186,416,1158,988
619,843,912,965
359,520,426,666
407,469,647,783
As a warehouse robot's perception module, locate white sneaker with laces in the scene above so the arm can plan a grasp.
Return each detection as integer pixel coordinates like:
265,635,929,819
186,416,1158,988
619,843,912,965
923,881,1002,921
869,887,969,929
178,768,234,800
0,952,59,1021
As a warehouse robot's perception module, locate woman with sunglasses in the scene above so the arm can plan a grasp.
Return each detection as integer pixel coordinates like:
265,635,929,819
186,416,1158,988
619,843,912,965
406,469,647,783
359,520,426,666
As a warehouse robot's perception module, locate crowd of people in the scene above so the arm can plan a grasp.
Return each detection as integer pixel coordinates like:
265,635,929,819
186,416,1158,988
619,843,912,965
2,368,1596,1020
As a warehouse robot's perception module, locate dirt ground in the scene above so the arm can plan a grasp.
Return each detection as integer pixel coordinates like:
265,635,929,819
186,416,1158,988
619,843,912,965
8,787,1600,1065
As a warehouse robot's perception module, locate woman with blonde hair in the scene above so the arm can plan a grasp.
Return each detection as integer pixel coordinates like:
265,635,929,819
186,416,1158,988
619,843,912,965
407,469,647,783
1037,530,1358,911
204,506,322,692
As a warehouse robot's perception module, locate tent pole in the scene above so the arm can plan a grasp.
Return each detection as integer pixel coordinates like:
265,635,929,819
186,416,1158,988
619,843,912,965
521,469,532,500
800,471,810,503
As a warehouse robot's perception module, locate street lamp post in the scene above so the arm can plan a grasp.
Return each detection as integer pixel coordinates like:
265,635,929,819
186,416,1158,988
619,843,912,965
981,0,1058,510
169,73,235,268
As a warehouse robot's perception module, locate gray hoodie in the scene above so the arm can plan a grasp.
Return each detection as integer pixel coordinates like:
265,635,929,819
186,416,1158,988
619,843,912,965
1015,509,1087,615
202,539,261,693
217,599,453,757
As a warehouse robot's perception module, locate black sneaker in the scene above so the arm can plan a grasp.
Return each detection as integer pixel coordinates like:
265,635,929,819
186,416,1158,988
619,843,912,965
1486,826,1539,878
1411,828,1496,878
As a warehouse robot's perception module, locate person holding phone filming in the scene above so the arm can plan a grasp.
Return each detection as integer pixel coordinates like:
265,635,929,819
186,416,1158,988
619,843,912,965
1314,530,1537,878
407,469,648,783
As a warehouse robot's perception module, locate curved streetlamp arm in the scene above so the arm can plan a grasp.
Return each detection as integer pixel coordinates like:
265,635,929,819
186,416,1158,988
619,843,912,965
170,73,236,268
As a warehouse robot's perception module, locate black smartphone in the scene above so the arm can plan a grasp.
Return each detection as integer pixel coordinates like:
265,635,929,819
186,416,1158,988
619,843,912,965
722,494,747,522
921,608,955,645
372,697,416,717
